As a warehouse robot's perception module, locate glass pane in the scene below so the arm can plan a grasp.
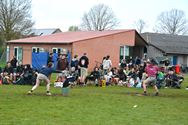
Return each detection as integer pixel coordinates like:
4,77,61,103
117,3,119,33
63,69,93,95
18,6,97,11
120,46,124,56
6,46,10,62
37,48,40,53
58,48,61,54
53,49,57,53
18,47,23,62
32,48,36,53
14,48,18,57
125,46,129,56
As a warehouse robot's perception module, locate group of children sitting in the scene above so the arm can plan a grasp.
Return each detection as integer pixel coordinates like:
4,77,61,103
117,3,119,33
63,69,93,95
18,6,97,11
53,60,184,90
84,62,184,89
0,62,36,85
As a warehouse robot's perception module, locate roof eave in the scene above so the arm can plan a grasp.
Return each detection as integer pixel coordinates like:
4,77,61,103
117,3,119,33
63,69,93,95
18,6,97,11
6,41,73,44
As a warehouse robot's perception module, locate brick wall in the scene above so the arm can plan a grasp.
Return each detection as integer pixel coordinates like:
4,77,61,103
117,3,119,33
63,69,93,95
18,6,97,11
72,31,135,70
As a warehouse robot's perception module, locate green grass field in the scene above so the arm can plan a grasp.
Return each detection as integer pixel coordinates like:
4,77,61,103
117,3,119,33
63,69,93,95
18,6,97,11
0,75,188,125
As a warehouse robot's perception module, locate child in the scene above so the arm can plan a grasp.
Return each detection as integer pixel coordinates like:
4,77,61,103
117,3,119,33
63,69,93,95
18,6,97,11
54,76,63,88
104,69,113,86
127,67,138,87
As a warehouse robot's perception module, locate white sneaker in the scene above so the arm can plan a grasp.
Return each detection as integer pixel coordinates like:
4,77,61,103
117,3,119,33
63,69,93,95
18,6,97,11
185,88,188,90
46,92,52,96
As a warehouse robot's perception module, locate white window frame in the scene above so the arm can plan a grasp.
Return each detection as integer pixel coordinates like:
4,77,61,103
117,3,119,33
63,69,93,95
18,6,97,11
32,47,44,53
52,48,63,54
14,46,23,62
6,46,10,62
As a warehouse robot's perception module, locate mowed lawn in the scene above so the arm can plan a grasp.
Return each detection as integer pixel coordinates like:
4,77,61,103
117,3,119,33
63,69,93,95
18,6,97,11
0,75,188,125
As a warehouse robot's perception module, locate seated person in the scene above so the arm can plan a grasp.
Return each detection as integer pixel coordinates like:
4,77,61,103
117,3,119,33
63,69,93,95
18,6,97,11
165,70,183,89
85,67,101,86
1,62,13,84
156,71,165,89
117,68,127,86
54,76,63,88
127,67,139,87
15,64,35,85
67,67,79,85
13,63,24,83
111,67,119,85
104,69,113,86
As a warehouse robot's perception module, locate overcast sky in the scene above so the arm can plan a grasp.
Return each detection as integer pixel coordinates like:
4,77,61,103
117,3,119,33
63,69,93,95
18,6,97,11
31,0,188,32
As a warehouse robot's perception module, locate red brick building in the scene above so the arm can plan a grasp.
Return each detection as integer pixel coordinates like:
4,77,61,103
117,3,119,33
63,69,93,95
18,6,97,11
7,29,147,70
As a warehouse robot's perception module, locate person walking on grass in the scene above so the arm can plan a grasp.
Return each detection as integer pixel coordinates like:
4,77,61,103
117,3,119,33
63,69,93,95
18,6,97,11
27,62,60,96
142,58,159,96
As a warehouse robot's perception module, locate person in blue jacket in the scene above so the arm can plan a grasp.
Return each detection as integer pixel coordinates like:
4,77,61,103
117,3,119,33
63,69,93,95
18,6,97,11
27,62,60,96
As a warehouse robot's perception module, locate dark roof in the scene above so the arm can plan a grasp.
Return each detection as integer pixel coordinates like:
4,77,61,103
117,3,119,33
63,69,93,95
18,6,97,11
141,33,188,54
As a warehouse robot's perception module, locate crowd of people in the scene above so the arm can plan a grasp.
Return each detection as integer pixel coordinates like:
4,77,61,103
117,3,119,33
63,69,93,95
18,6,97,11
0,56,36,85
0,53,185,96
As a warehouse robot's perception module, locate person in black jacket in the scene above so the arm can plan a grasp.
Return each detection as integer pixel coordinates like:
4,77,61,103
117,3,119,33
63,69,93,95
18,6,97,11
79,53,89,85
85,67,100,86
47,53,54,65
10,56,18,68
1,62,14,84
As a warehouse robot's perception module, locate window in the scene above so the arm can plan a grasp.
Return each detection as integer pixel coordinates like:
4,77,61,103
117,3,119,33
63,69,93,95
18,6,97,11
32,47,44,53
120,46,132,62
52,48,57,53
14,47,23,62
52,48,64,54
6,46,10,62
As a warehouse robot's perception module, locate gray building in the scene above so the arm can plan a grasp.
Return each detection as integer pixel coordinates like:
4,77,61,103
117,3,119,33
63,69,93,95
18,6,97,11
141,33,188,66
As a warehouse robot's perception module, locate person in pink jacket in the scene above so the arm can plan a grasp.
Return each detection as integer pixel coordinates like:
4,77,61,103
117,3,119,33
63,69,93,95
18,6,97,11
143,58,159,96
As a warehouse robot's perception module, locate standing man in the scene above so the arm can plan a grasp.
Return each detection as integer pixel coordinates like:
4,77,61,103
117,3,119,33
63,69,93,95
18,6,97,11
56,54,69,76
142,58,159,96
47,53,54,65
79,53,89,85
10,56,18,69
27,62,58,96
71,55,79,71
102,55,112,75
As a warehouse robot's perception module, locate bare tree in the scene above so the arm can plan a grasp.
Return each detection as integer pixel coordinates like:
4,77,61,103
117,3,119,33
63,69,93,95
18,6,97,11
134,19,146,33
68,25,80,31
81,4,119,31
154,9,188,35
0,0,34,41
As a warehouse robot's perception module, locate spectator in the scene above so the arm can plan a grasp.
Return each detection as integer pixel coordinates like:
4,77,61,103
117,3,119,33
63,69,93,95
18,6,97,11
47,53,54,65
10,56,18,68
103,55,112,75
1,62,14,84
79,53,89,85
104,69,113,85
57,54,69,73
85,67,101,86
120,59,127,68
71,55,79,71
